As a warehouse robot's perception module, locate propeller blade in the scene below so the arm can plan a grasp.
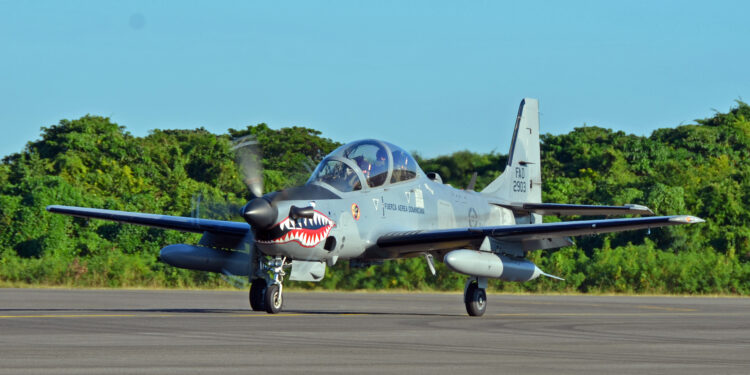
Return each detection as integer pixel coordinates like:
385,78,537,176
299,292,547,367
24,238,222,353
232,135,264,199
191,193,243,221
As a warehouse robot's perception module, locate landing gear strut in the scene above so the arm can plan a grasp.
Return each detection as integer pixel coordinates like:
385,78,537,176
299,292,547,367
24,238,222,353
248,256,287,314
464,277,487,317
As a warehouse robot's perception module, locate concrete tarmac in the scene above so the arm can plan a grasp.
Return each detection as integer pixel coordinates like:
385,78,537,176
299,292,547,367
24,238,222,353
0,288,748,374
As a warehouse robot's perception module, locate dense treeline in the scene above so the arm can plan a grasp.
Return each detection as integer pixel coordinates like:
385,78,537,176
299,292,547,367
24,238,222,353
1,102,748,294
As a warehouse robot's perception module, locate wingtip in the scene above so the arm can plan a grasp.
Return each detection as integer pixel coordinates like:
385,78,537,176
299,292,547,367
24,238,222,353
669,215,705,224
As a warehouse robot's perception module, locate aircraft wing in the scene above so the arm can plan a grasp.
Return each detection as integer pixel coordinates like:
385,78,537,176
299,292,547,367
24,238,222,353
494,202,654,216
377,215,704,254
46,205,250,236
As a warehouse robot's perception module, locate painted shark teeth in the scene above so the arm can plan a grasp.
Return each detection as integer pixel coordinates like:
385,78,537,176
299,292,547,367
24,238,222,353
256,210,335,248
263,225,334,247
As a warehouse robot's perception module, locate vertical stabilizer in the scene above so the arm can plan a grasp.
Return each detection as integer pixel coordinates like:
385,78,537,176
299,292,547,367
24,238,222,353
481,98,542,210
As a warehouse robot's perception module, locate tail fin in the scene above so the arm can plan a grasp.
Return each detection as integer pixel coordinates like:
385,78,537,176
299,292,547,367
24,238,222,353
481,98,542,207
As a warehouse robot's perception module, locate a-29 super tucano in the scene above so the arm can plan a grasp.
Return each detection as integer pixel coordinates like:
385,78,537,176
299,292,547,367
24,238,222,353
47,99,704,316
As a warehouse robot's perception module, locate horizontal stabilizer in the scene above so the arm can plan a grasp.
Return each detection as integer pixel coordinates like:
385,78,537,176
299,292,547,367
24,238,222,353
494,202,654,216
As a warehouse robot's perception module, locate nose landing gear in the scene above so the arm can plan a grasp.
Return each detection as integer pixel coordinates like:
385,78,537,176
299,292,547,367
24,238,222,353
249,256,287,314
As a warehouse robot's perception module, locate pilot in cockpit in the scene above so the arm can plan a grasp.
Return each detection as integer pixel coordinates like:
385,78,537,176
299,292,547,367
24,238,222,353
354,156,370,176
352,156,370,189
368,148,388,186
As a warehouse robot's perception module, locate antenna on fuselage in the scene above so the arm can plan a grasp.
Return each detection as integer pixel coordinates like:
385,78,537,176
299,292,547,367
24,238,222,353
466,172,478,191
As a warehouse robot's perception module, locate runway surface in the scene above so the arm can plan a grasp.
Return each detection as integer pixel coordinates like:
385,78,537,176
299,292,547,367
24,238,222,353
1,288,748,374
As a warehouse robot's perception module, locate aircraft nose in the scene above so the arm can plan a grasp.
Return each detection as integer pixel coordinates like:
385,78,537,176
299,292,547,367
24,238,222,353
242,197,278,229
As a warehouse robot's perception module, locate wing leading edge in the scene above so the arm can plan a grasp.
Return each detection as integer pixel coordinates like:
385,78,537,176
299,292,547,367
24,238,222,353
46,205,250,237
377,215,704,254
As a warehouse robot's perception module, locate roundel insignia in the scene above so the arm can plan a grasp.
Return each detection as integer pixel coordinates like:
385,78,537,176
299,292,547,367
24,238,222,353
351,203,360,221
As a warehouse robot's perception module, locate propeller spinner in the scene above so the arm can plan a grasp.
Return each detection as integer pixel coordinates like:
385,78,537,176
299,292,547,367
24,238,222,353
242,197,278,229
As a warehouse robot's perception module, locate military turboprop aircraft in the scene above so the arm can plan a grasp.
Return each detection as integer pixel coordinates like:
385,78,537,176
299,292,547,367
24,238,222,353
47,98,704,316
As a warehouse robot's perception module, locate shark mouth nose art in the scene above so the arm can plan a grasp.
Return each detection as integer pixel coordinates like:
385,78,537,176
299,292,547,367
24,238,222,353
257,210,335,247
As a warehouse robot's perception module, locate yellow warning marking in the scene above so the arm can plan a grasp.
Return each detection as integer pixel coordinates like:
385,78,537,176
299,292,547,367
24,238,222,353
229,313,366,317
0,312,658,319
0,312,364,319
492,312,748,317
0,314,138,319
635,305,697,312
495,300,699,312
3,311,742,320
0,313,334,319
228,313,308,317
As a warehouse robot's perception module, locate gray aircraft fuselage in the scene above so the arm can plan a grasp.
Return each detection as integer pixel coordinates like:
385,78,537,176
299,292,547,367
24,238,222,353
258,175,510,263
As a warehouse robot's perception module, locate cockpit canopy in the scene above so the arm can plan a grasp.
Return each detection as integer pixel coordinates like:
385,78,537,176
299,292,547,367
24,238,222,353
307,139,422,192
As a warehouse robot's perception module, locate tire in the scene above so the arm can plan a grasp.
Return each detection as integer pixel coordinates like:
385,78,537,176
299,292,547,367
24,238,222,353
464,282,487,317
249,278,267,311
264,284,283,314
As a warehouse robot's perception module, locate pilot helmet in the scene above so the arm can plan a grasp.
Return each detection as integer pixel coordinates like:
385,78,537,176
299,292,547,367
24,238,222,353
376,148,387,163
356,157,371,174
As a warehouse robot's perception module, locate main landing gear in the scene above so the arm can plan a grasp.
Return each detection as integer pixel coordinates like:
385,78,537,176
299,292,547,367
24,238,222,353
249,256,287,314
464,277,488,317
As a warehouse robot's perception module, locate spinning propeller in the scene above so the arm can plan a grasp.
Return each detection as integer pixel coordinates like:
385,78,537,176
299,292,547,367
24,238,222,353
232,135,315,231
232,135,264,200
232,135,278,229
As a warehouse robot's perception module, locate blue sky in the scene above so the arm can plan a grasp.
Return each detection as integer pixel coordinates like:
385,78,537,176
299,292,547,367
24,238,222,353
1,0,748,158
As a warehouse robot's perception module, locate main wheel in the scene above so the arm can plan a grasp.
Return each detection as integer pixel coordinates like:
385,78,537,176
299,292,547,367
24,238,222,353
264,283,283,314
249,278,267,311
464,282,487,317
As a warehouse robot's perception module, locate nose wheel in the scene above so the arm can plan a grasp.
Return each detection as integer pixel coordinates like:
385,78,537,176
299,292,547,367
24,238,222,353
249,256,287,314
264,284,283,313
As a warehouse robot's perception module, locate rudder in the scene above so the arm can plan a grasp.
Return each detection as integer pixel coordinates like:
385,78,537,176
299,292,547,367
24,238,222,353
481,98,542,206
